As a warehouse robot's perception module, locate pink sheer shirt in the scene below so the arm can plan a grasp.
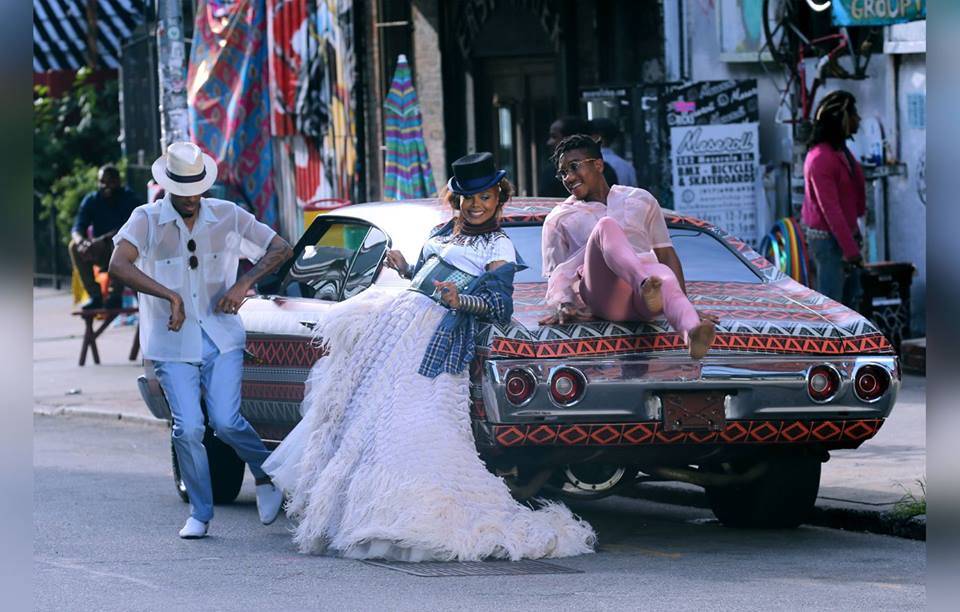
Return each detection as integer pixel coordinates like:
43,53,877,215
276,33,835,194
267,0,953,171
541,185,674,309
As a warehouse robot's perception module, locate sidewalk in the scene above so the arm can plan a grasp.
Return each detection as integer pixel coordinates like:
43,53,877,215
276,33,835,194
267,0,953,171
33,286,926,538
33,287,151,423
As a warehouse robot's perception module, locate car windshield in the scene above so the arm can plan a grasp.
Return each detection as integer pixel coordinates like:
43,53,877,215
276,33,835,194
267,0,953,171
503,224,762,284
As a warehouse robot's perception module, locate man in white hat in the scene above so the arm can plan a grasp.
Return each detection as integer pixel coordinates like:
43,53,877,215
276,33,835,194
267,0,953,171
109,142,293,539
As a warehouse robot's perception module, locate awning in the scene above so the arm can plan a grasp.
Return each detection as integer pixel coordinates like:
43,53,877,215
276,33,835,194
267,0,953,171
33,0,145,72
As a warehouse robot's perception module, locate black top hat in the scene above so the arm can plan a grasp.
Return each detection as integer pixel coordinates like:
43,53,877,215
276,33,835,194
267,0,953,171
447,152,508,196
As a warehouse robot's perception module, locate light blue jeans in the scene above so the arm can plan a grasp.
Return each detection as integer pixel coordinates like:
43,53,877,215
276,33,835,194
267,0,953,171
807,234,862,309
154,330,269,523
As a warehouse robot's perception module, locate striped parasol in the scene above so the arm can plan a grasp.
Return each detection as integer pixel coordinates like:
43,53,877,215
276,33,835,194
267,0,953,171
383,54,437,200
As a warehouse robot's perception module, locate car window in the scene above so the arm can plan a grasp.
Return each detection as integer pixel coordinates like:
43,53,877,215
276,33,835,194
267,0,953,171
281,220,387,300
669,228,762,283
503,226,546,283
342,226,388,299
504,224,761,284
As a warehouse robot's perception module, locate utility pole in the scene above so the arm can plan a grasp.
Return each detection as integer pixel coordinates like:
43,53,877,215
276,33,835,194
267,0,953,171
155,0,189,149
84,0,99,69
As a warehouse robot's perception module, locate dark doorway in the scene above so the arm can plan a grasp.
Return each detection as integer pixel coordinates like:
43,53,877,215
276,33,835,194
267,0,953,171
474,57,557,197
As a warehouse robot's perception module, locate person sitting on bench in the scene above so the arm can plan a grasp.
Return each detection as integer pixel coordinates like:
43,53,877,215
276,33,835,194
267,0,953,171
68,164,140,310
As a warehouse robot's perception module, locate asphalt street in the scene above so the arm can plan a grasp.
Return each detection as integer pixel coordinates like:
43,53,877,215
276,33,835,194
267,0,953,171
34,415,925,611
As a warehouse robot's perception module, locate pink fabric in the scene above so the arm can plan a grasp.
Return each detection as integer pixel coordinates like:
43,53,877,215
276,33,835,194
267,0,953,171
579,218,700,338
801,143,866,260
542,186,673,309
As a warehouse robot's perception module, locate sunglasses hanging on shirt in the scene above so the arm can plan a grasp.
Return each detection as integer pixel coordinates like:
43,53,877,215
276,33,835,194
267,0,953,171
187,239,198,270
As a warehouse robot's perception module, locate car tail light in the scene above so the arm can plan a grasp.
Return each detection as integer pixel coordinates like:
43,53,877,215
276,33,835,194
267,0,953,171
807,364,841,403
855,364,890,402
504,368,537,406
550,367,586,406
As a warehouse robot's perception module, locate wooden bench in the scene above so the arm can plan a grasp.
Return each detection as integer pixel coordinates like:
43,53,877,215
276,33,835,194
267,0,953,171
71,308,140,366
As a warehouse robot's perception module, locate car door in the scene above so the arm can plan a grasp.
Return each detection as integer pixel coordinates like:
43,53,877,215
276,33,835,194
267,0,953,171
240,217,390,443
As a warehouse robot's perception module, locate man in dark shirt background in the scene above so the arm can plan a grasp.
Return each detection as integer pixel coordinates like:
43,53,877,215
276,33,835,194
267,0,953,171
69,164,139,309
538,116,618,197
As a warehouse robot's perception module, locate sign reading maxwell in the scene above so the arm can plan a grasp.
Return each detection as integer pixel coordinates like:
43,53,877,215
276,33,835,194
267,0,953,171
832,0,925,27
671,122,760,245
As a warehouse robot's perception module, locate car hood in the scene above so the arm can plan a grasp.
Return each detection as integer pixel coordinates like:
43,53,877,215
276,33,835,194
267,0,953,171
480,278,894,358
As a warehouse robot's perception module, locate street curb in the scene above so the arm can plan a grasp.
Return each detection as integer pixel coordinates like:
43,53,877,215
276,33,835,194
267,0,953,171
33,406,169,428
629,482,926,541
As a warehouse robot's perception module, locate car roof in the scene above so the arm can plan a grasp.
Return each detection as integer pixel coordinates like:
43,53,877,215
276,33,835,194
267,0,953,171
333,197,717,228
318,197,783,283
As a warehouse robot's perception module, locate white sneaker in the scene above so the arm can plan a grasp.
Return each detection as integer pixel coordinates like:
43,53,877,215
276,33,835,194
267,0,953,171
178,517,209,539
256,482,284,525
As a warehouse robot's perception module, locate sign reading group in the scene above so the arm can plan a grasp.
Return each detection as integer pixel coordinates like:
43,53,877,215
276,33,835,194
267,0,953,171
832,0,925,27
671,122,760,245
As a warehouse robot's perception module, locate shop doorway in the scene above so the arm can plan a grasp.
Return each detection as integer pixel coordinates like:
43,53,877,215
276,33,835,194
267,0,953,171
473,56,557,196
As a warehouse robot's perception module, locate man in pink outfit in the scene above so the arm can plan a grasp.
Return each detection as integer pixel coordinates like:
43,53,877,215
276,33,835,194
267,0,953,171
539,134,716,359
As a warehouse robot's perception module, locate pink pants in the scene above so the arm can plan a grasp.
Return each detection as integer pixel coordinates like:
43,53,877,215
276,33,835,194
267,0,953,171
578,217,700,338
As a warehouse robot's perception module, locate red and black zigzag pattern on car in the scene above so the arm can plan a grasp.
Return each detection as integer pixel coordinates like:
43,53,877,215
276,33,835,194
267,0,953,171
489,331,892,358
244,335,330,368
491,418,883,448
241,381,306,402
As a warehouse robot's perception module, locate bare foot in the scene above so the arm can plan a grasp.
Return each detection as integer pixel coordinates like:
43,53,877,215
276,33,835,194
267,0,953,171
640,277,663,314
688,318,716,360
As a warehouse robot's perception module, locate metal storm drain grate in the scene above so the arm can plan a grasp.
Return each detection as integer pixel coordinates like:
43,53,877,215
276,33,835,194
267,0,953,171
362,559,583,577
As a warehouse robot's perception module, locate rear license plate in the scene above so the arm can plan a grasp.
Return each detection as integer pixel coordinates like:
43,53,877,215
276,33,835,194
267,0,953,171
661,391,726,432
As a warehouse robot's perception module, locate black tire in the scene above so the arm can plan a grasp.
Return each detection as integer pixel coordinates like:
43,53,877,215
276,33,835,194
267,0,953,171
170,428,246,505
704,455,822,529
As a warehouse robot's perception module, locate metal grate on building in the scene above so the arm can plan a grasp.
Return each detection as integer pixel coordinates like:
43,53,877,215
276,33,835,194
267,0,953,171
362,559,584,577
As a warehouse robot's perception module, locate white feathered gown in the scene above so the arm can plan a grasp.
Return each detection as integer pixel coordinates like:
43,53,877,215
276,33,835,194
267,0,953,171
262,287,596,561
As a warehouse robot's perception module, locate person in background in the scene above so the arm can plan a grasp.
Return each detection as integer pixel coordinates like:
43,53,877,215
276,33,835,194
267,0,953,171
590,117,638,187
538,116,617,197
801,90,866,307
69,164,140,309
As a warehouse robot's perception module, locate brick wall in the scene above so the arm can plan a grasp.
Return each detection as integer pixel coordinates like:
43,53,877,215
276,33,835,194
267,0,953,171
412,0,447,189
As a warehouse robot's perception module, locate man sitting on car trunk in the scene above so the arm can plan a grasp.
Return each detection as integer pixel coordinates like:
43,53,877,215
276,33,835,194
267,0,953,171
539,134,716,359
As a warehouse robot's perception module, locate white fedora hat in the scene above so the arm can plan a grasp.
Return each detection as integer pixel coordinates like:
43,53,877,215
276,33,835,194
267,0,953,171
151,141,218,196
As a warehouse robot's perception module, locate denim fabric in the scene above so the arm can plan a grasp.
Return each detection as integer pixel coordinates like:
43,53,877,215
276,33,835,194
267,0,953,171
413,220,526,378
154,330,270,522
807,235,862,309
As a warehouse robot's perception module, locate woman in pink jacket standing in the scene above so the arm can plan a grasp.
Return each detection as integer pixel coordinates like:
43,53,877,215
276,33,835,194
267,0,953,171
801,90,866,307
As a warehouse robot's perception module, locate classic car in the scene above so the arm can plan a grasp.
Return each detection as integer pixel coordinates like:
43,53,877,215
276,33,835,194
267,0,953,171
137,197,899,528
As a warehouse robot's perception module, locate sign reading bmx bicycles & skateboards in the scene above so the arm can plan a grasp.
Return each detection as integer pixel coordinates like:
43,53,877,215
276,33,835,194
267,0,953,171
667,80,761,246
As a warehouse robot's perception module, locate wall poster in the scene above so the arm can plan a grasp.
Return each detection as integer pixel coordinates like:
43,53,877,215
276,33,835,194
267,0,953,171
670,122,761,245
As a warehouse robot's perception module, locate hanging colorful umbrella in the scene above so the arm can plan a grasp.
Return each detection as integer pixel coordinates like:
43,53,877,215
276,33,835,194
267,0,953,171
383,54,437,200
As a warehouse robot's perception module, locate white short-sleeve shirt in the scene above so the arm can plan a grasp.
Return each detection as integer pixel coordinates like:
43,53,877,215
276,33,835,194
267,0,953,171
419,230,516,276
114,195,277,362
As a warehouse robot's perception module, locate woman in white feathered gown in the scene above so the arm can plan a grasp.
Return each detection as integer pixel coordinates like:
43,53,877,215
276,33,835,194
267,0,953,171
262,154,596,561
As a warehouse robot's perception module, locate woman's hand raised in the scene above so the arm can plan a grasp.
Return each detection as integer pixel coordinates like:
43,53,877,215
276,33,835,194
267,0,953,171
383,250,409,277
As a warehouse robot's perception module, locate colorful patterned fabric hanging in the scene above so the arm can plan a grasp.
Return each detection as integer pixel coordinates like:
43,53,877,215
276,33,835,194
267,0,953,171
266,0,357,208
188,0,278,227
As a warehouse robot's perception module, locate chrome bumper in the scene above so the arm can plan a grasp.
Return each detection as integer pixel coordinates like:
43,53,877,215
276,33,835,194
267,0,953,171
137,360,171,421
481,354,899,424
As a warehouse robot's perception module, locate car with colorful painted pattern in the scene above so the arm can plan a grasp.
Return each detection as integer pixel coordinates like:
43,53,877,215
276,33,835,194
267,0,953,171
137,197,899,528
